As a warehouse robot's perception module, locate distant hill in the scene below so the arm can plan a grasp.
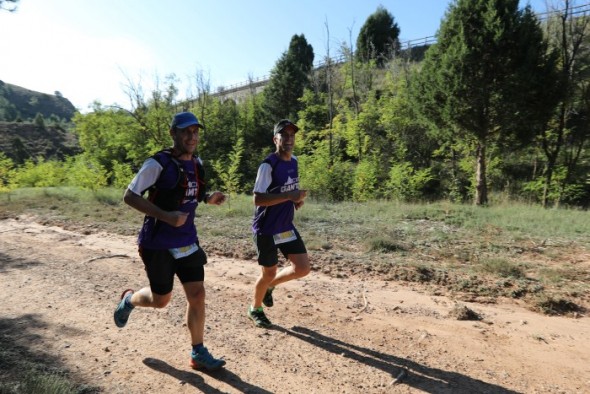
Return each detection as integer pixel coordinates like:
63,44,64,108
0,121,80,164
0,80,77,122
0,81,80,163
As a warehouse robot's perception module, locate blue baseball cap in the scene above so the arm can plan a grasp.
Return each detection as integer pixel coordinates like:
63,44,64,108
170,112,204,129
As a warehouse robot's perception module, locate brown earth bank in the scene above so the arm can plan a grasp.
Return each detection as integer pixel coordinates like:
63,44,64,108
1,216,589,393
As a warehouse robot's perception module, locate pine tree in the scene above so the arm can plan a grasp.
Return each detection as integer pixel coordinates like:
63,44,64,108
263,34,314,121
411,0,558,205
356,6,401,67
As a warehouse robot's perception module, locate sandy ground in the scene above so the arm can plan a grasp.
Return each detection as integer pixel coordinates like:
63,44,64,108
0,216,589,394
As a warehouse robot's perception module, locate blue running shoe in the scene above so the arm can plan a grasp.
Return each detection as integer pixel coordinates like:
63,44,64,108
114,289,134,328
190,346,226,371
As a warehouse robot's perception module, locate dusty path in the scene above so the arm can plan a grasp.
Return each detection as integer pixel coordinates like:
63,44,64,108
0,217,589,393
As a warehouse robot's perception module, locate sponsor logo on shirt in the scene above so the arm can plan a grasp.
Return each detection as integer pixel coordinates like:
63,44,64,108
183,180,199,203
280,176,299,192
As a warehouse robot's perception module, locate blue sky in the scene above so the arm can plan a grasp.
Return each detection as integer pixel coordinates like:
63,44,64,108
0,0,549,112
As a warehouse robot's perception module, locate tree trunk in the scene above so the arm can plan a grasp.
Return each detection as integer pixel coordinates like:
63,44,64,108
542,166,553,208
475,142,488,206
325,21,334,162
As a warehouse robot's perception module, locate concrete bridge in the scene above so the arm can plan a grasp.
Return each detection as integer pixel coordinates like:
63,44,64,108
211,77,268,103
208,4,585,103
210,35,437,103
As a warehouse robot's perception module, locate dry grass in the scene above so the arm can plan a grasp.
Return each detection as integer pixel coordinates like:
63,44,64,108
1,187,589,315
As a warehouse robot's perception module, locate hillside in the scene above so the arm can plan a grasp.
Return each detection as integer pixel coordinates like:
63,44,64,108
0,81,80,162
0,80,77,122
0,121,80,163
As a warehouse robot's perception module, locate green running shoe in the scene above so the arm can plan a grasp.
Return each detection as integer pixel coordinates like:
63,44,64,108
247,306,272,328
262,286,275,307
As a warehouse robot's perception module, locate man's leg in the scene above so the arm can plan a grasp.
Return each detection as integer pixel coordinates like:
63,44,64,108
253,265,277,308
118,248,174,320
130,287,172,308
114,287,172,328
183,280,225,370
181,281,205,345
268,253,310,288
247,266,276,328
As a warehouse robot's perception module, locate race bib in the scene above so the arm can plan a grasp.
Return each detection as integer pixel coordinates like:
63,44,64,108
169,243,199,259
273,230,297,245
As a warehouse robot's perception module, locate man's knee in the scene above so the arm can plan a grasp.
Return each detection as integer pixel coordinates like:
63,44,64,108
186,288,205,305
295,263,311,277
152,293,172,308
184,282,206,306
292,256,311,277
261,265,278,280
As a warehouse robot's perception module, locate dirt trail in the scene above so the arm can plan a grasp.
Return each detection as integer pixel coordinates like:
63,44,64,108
1,217,589,393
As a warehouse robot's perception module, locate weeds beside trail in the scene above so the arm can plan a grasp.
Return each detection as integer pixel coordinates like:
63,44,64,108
2,187,589,316
1,188,589,393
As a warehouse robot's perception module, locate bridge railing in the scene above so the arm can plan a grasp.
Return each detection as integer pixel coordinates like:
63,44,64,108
213,35,437,95
212,2,590,96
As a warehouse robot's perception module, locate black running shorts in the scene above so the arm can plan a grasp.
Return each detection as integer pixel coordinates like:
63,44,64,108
139,246,206,295
254,228,307,267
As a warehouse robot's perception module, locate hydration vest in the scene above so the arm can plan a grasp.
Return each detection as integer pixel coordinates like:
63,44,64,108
147,148,206,211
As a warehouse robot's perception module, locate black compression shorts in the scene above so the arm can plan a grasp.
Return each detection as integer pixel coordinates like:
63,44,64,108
254,228,307,267
139,246,206,295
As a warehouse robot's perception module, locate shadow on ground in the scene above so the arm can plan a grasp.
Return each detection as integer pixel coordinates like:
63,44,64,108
273,325,523,394
143,357,273,394
0,251,42,272
0,313,98,393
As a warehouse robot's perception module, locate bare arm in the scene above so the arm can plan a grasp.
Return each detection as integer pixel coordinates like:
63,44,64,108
123,189,189,227
253,189,307,207
205,191,227,205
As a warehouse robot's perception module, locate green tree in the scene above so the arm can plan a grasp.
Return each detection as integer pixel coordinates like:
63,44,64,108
212,136,244,203
238,92,271,191
10,157,68,187
356,6,401,67
118,72,180,150
379,72,439,199
66,154,109,191
75,73,183,178
297,89,331,155
298,142,353,201
10,137,29,164
73,105,144,180
379,72,435,169
411,0,558,205
538,0,590,207
0,85,18,121
34,113,46,129
0,152,14,192
110,160,135,190
352,156,379,202
197,98,240,165
263,34,314,121
385,162,434,202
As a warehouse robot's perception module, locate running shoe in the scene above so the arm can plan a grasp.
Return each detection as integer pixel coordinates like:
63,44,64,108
190,346,226,371
262,286,275,307
248,306,272,328
113,289,134,328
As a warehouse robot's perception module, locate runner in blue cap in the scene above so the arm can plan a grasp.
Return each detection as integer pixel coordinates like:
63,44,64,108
114,111,227,370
